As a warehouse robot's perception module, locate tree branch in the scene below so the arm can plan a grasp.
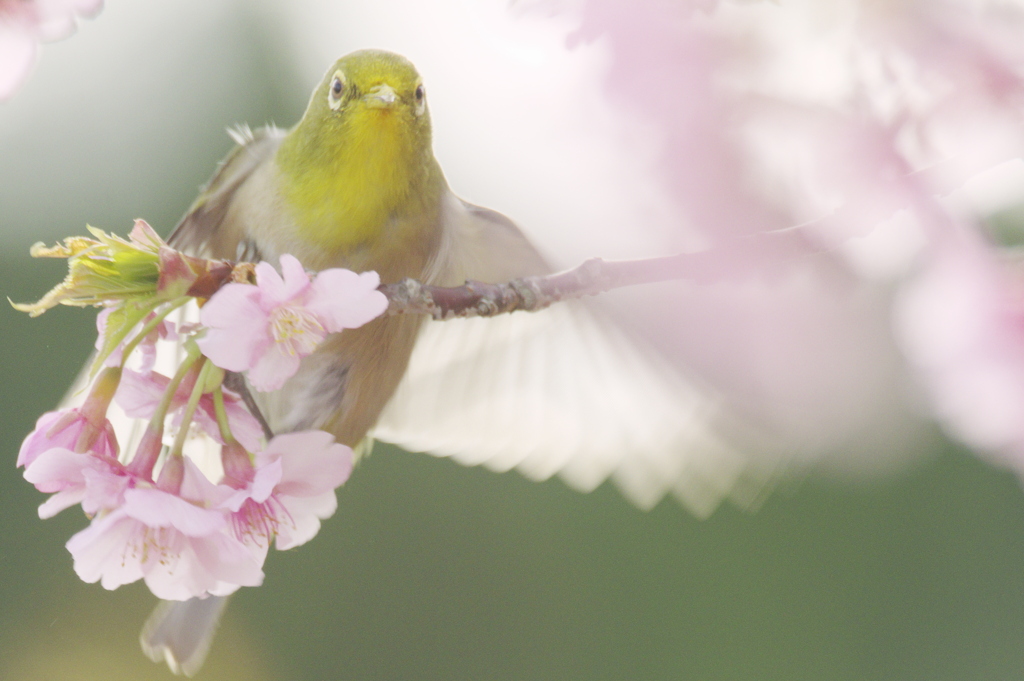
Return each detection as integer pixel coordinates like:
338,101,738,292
380,253,692,320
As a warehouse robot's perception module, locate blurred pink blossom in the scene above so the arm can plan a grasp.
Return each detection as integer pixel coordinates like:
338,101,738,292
558,0,1024,250
897,225,1024,470
534,0,1024,469
197,254,387,392
0,0,103,100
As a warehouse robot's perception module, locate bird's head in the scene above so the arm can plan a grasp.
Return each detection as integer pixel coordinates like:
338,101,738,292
293,49,432,161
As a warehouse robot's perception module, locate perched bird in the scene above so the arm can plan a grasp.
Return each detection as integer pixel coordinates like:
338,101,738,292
139,49,751,676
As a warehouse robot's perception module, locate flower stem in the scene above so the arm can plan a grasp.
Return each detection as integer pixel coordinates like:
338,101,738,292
91,298,163,371
168,357,214,460
73,366,122,453
148,342,201,432
126,342,202,477
211,386,236,445
118,297,188,366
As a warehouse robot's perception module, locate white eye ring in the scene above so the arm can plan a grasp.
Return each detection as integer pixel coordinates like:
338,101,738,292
328,71,345,110
414,83,426,116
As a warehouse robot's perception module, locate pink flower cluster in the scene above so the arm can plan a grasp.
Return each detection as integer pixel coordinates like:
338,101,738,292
897,225,1024,471
22,422,351,600
17,250,381,600
0,0,103,100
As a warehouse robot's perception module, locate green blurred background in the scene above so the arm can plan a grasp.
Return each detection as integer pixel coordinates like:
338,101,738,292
3,3,1024,680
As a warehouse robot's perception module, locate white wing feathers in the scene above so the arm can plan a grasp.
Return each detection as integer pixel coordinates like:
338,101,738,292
375,196,758,514
373,301,751,514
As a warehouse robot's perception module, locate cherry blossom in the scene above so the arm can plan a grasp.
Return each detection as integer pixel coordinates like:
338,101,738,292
65,457,264,601
17,407,117,468
22,446,128,519
222,431,354,551
197,254,387,392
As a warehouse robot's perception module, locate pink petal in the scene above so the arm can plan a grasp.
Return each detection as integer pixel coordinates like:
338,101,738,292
0,25,36,101
123,487,227,536
18,410,79,467
22,445,125,516
274,492,338,550
220,460,282,520
32,0,103,39
115,369,172,419
23,448,80,492
23,447,93,493
139,535,203,601
192,533,265,591
253,261,288,306
246,345,300,392
262,431,353,497
222,397,264,453
198,284,270,372
277,254,313,302
178,456,233,508
80,465,130,515
35,19,75,45
67,511,146,590
38,488,87,519
248,458,283,506
142,532,262,601
308,269,388,333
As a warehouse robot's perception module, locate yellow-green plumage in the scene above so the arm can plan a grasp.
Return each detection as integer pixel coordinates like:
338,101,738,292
277,51,445,261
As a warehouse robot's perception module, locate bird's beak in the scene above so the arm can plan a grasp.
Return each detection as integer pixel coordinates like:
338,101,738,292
364,84,398,109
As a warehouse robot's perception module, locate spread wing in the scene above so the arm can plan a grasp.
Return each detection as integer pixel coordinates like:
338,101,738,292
167,125,285,258
373,195,764,514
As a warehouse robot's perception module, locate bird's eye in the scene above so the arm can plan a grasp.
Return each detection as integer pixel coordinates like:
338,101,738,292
328,72,345,110
413,84,426,115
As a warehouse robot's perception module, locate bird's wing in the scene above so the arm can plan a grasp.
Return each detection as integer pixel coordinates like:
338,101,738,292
373,195,763,514
167,125,285,257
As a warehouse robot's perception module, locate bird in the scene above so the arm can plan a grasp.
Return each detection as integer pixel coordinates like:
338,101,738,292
136,48,754,676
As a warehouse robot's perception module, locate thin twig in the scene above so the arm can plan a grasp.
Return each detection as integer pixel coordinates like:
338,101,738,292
224,371,275,441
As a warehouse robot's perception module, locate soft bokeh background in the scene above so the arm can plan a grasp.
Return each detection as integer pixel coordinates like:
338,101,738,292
5,1,1024,679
